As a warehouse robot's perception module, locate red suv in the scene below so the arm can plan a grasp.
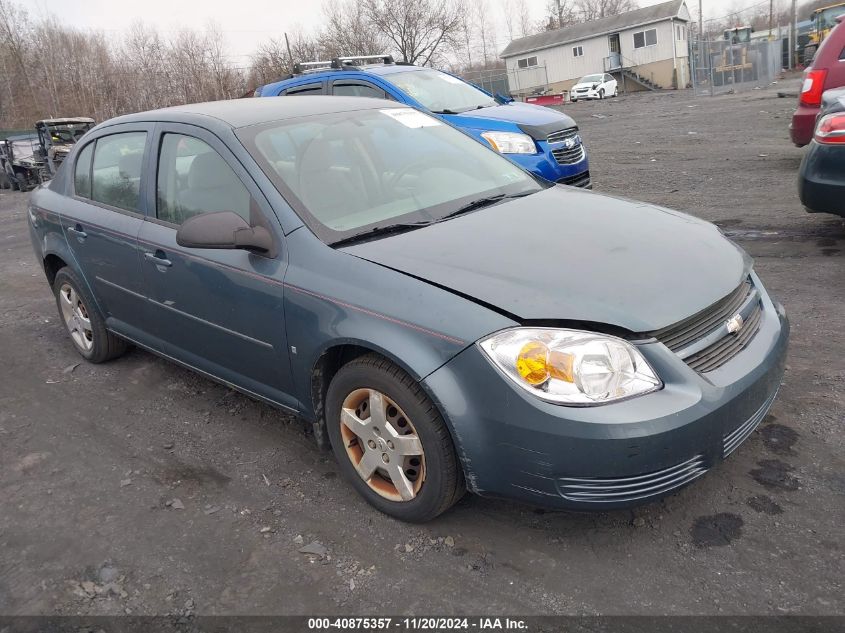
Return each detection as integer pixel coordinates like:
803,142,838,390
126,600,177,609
791,14,845,146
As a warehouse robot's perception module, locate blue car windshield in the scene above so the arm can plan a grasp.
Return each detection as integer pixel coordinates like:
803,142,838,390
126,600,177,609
238,108,543,244
382,69,497,113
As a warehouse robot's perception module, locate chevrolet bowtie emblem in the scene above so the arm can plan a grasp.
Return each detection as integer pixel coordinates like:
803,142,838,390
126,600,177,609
726,313,744,334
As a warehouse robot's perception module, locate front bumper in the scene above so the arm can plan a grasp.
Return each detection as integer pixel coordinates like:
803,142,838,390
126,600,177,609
508,143,590,185
424,280,789,510
572,89,600,100
798,141,845,217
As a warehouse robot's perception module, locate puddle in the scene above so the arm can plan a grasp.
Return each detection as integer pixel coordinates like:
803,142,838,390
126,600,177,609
691,513,744,547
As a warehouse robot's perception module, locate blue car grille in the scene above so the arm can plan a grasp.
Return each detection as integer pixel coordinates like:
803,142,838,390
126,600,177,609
556,455,708,503
557,170,591,188
551,145,585,165
649,278,763,373
547,127,578,144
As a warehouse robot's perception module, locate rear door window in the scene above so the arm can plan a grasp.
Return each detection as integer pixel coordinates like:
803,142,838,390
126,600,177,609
91,132,146,213
282,82,323,96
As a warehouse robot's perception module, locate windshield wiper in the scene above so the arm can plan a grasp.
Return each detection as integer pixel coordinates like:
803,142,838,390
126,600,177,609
436,191,536,222
330,223,427,247
431,108,460,114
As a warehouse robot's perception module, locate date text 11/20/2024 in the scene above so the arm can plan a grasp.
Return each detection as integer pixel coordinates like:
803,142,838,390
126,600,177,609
308,617,528,630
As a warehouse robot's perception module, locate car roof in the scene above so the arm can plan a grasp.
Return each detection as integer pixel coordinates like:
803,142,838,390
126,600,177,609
95,96,409,132
260,64,428,94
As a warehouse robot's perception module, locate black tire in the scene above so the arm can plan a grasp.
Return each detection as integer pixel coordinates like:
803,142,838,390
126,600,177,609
53,267,129,363
571,98,578,103
326,354,465,522
599,89,605,100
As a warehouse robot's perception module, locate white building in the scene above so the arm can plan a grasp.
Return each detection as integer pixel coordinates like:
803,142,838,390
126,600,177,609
500,0,692,98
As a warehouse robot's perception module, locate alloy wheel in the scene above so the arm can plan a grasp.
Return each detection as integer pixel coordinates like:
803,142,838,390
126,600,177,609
59,282,94,352
339,388,425,502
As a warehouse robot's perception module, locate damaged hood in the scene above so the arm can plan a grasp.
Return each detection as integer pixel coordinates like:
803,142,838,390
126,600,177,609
340,187,751,333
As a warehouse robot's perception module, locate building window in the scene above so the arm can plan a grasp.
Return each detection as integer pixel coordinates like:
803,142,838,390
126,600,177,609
517,56,538,69
633,28,658,49
572,45,584,57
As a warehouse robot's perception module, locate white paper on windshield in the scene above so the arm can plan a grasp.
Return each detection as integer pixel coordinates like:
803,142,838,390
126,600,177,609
380,108,442,128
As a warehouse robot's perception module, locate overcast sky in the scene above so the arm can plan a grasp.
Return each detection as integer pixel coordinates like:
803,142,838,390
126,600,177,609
22,0,778,64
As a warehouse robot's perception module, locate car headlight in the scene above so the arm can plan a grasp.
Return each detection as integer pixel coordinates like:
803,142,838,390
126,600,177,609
479,328,661,406
480,131,537,154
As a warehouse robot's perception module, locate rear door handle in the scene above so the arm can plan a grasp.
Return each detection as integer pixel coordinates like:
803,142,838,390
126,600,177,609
67,224,87,239
144,250,172,268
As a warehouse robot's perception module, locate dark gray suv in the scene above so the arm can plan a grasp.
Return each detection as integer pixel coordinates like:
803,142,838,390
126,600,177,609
28,97,789,522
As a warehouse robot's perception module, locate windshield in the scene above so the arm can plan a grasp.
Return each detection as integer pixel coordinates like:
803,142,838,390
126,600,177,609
818,6,845,29
579,74,604,83
238,107,543,244
382,69,497,113
45,123,93,144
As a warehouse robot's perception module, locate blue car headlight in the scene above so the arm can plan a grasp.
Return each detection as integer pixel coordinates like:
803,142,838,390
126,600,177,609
479,328,661,406
480,131,537,154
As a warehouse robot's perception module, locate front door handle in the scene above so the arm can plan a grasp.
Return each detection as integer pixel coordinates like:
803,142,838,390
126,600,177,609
144,250,172,268
67,224,87,239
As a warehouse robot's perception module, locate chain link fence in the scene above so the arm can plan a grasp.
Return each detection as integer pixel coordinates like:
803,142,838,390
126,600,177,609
460,65,551,99
690,37,782,96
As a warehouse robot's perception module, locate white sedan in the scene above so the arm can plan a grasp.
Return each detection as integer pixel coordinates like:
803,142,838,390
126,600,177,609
570,73,618,101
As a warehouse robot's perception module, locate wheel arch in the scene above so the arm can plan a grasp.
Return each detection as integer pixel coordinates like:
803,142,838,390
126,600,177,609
308,340,453,451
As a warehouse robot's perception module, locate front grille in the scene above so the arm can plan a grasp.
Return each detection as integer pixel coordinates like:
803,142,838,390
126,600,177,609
551,145,585,165
557,170,591,188
649,278,763,372
547,127,578,144
685,302,763,372
723,389,778,458
556,455,708,503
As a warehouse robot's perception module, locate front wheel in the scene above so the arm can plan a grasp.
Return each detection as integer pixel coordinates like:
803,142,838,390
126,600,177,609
571,97,578,103
599,89,605,100
613,86,618,97
326,354,465,522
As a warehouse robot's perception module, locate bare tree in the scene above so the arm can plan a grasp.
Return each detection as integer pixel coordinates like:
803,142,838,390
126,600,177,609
576,0,637,22
319,0,389,58
362,0,464,66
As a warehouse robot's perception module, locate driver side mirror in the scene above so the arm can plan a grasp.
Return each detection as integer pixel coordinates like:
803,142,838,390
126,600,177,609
176,211,273,254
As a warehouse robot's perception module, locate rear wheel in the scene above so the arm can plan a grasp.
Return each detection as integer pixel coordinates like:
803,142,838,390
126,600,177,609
326,354,464,522
53,268,129,363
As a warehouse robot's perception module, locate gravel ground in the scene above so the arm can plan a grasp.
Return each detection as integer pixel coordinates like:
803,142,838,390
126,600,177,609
1,77,843,617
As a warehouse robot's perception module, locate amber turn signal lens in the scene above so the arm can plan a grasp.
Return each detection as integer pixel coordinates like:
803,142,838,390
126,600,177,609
548,350,574,383
516,341,550,385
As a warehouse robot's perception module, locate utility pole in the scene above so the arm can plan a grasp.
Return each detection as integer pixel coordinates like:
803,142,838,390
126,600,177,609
284,32,294,69
789,0,797,68
769,0,774,38
699,0,703,39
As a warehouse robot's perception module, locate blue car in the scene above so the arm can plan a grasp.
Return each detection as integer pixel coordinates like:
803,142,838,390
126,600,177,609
255,55,591,188
29,97,787,522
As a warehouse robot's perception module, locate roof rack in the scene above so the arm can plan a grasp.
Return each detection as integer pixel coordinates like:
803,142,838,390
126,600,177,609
292,60,334,75
292,55,396,76
331,54,395,68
